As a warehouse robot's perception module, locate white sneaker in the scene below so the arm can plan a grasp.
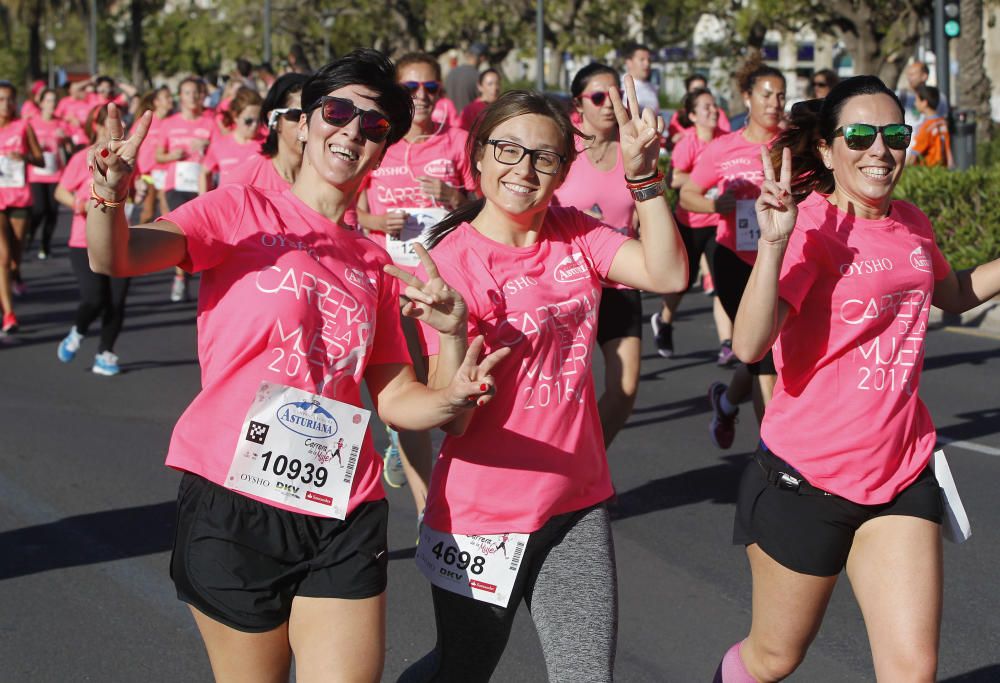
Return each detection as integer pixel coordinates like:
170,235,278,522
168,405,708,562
57,327,83,363
382,426,407,488
170,276,188,302
92,351,121,376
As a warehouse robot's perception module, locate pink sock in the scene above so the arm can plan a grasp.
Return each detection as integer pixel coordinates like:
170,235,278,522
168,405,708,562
713,640,756,682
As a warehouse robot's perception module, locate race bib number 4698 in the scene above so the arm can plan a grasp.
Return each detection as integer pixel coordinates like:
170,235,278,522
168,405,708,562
225,381,371,519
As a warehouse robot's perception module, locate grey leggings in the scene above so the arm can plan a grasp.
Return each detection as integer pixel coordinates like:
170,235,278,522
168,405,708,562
398,504,618,683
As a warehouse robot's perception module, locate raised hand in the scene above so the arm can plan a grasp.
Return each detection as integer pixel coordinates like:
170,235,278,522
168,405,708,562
443,335,512,408
384,242,467,336
609,74,664,180
88,103,152,199
755,146,797,244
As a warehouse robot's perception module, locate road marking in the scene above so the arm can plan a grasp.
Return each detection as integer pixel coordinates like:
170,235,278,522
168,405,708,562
937,436,1000,457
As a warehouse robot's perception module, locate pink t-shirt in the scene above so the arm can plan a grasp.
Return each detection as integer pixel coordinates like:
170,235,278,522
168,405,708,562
458,99,488,132
417,208,630,534
0,119,32,208
668,107,730,140
223,153,289,192
136,114,169,177
20,100,41,121
55,96,94,128
432,97,460,129
553,144,634,237
671,128,723,229
689,130,776,265
57,149,91,248
158,111,217,192
159,185,410,515
761,192,951,504
28,117,69,184
203,133,263,187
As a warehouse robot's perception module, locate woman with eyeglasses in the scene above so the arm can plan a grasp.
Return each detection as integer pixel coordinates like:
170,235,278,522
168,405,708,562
200,87,264,191
715,75,1000,683
225,73,308,192
356,52,479,514
84,48,506,682
809,69,839,100
398,80,686,683
680,63,786,450
550,62,641,447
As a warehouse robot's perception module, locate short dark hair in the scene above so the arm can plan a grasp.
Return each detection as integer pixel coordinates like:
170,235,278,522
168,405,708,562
301,49,413,148
477,68,500,86
236,58,254,79
95,75,115,90
570,62,619,98
915,84,940,111
260,72,308,157
684,73,707,91
622,43,651,61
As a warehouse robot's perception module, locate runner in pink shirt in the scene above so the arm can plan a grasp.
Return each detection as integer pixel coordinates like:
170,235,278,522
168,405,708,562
398,82,687,682
551,62,640,448
457,69,501,131
53,106,131,375
19,80,45,121
356,52,478,515
0,81,44,334
666,73,731,147
156,77,216,302
653,87,734,365
27,88,73,259
681,63,785,450
201,87,263,190
134,86,175,224
716,75,1000,683
84,49,507,681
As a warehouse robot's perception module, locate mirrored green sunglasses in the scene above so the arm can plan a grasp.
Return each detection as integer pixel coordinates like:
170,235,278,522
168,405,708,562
832,123,913,151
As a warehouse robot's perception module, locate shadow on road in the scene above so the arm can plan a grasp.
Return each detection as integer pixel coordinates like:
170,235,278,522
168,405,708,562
937,407,1000,444
940,665,1000,682
0,501,175,580
923,346,1000,372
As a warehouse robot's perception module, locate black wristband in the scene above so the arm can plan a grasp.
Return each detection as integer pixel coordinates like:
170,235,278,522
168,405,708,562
625,171,658,184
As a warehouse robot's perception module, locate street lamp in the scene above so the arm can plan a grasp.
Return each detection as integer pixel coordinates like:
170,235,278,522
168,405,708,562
44,36,56,88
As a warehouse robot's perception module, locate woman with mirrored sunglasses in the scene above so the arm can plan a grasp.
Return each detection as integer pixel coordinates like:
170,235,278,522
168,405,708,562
200,87,264,192
397,80,686,683
83,48,509,683
356,52,480,520
715,75,1000,683
550,62,641,448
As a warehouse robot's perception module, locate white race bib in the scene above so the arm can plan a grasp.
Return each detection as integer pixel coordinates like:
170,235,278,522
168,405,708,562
33,151,59,176
385,207,448,267
415,524,529,608
225,381,371,519
0,156,26,188
735,199,761,252
151,169,168,191
174,161,202,193
929,449,972,543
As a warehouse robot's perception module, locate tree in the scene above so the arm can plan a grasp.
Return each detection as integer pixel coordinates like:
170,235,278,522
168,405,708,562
955,0,994,141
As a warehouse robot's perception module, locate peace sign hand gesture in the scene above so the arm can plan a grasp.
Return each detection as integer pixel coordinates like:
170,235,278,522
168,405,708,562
384,243,468,337
609,74,665,180
443,335,512,409
88,104,152,199
755,146,797,245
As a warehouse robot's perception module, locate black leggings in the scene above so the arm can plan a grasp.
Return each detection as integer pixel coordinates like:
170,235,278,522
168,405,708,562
69,247,130,352
29,183,59,254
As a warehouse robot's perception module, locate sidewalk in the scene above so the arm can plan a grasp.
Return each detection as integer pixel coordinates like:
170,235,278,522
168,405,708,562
929,297,1000,337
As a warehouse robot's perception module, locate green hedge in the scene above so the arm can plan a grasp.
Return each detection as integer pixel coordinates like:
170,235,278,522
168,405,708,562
894,165,1000,270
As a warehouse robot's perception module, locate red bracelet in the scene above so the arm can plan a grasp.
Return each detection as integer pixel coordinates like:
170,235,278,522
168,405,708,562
90,183,127,209
625,171,664,189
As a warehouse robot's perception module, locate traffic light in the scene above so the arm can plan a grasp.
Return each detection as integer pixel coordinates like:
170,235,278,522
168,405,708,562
944,1,961,38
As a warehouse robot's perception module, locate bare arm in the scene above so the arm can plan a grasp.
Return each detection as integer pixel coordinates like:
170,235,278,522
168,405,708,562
23,127,44,167
932,261,1000,314
355,190,406,235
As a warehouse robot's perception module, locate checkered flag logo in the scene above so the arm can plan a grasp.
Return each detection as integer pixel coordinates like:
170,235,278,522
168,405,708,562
246,421,269,444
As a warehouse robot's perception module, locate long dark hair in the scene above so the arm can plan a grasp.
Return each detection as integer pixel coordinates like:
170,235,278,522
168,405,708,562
423,90,583,248
680,87,713,129
570,62,619,99
772,75,905,202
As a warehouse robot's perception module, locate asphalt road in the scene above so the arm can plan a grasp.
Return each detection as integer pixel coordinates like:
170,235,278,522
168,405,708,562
2,214,999,682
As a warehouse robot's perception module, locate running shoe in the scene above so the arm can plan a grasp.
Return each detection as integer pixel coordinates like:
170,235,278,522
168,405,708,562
650,313,674,358
708,381,738,449
382,426,407,488
716,340,738,367
92,351,121,376
169,276,188,303
37,250,49,261
1,312,18,334
57,327,83,363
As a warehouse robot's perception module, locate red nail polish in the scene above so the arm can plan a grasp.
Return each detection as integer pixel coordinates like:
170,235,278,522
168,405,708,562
100,148,109,158
480,383,488,392
477,398,487,407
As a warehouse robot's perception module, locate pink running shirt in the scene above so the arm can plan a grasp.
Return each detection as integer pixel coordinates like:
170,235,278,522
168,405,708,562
553,144,634,237
159,186,410,515
432,97,460,129
27,117,69,184
55,96,93,128
20,100,41,121
135,114,169,178
203,133,263,187
57,149,91,248
671,127,723,229
417,208,630,534
688,130,776,265
158,112,217,192
223,152,289,192
0,119,32,209
667,107,730,140
458,99,488,132
761,192,951,504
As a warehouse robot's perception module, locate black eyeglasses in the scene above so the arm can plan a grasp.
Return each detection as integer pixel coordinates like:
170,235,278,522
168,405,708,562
487,139,565,175
832,123,912,151
267,107,303,129
312,96,392,143
401,80,441,96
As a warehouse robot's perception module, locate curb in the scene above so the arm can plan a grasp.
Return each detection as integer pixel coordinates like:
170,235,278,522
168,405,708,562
929,298,1000,337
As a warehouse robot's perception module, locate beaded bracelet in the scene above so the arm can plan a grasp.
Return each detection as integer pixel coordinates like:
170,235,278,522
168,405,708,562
625,171,664,190
624,170,660,185
90,184,127,209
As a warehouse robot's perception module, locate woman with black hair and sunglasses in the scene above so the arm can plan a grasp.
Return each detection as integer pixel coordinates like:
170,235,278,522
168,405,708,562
715,75,1000,682
199,87,264,192
356,52,479,515
83,48,507,682
226,73,308,192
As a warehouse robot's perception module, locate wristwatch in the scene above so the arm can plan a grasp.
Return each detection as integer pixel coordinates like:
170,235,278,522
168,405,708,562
630,182,664,202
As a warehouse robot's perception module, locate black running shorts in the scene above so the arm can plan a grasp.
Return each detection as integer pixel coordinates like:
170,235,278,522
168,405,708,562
712,244,775,375
596,287,643,346
170,472,389,632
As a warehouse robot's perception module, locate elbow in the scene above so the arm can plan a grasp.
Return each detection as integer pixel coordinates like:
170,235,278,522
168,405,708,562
731,329,770,365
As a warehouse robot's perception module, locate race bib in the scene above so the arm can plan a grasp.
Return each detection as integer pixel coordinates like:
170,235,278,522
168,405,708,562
151,169,167,191
34,151,59,176
735,199,761,252
174,161,202,193
0,156,26,188
929,449,972,543
225,381,371,519
385,207,448,267
415,524,529,608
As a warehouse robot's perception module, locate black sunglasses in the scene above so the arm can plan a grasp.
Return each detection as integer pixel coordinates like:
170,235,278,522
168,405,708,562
401,80,441,96
487,139,566,175
241,117,257,126
267,107,303,129
313,96,392,143
832,123,912,151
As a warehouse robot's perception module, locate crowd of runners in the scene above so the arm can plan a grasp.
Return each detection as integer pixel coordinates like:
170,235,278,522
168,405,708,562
2,38,1000,682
